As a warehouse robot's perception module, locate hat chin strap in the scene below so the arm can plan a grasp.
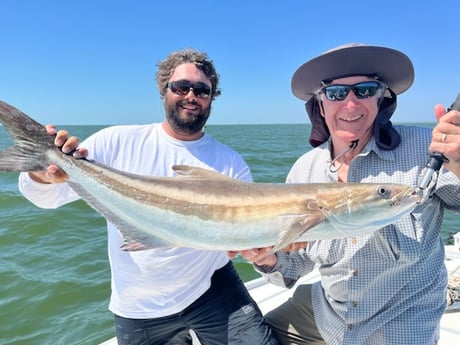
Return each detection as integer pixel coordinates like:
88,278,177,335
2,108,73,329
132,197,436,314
329,140,359,173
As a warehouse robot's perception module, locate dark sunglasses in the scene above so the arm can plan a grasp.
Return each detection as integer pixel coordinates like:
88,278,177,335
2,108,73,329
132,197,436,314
320,81,385,101
167,80,212,99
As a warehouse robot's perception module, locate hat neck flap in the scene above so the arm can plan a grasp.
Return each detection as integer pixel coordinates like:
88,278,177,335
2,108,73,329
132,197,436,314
305,98,330,147
373,89,400,150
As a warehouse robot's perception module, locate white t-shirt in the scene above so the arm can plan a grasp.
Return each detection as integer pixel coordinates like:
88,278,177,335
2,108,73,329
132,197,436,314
18,123,252,318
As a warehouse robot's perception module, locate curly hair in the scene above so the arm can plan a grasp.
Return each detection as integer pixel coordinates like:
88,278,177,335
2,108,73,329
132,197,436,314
155,48,221,100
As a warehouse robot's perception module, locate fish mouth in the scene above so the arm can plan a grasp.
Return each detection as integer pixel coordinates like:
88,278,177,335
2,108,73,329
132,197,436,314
388,186,420,208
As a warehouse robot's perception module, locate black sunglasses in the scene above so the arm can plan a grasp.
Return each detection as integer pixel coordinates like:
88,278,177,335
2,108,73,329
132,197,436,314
320,81,385,101
167,80,212,99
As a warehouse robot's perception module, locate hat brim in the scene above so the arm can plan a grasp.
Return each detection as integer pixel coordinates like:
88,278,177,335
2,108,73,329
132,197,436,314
291,45,414,101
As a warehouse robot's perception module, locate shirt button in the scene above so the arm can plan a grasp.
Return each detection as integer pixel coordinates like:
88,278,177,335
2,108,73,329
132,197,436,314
351,269,358,276
351,238,357,244
352,301,358,307
347,324,353,330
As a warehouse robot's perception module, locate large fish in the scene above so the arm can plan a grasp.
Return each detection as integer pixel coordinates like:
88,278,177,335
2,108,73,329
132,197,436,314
0,100,419,251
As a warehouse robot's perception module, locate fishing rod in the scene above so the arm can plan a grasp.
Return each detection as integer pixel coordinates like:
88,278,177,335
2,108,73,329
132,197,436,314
417,92,460,192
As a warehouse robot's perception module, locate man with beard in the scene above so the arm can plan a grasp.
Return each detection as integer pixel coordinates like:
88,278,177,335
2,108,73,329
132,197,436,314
18,49,278,345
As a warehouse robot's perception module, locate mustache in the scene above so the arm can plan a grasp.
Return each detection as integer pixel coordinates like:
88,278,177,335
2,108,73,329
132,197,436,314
178,100,200,107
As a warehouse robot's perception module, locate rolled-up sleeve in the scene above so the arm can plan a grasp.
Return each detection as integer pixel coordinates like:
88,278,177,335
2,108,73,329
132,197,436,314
18,172,80,209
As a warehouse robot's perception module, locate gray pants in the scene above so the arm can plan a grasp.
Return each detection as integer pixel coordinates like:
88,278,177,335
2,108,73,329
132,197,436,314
265,284,326,345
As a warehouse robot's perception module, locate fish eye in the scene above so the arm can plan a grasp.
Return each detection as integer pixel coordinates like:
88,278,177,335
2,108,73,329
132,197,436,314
377,186,390,199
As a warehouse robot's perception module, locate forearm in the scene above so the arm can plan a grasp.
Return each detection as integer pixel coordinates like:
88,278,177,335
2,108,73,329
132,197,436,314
255,251,316,288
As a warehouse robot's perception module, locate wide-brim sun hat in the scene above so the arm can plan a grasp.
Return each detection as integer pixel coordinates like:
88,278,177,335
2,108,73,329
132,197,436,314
291,43,415,101
293,43,415,149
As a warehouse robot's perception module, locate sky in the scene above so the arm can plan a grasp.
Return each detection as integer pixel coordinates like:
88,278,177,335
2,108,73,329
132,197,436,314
1,0,459,125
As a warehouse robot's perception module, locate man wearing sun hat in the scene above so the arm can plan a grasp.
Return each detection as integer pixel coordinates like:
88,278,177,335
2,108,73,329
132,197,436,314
239,43,460,344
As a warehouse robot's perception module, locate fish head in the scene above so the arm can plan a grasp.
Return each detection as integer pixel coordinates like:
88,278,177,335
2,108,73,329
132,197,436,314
315,183,419,235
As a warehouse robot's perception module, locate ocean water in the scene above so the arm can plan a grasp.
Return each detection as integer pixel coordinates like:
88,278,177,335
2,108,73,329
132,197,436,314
0,123,458,345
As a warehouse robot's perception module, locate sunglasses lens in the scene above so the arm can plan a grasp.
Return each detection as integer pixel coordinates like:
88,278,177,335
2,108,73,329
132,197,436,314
353,82,380,98
192,84,211,98
170,81,192,95
324,86,350,101
168,81,211,98
323,82,382,101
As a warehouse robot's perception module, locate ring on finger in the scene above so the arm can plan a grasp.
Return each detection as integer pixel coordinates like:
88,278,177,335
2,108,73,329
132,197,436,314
441,133,447,143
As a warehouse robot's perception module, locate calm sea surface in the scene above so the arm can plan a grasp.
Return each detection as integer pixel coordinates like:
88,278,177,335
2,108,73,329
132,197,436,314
0,123,458,345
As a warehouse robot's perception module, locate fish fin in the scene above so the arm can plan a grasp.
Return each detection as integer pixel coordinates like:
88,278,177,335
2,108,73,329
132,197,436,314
120,241,148,251
118,228,174,251
67,181,174,251
172,165,238,182
117,221,174,251
280,242,309,252
272,201,325,252
0,101,55,172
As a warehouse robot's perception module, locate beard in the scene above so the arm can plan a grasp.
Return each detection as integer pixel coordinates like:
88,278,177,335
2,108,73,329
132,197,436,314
164,99,211,136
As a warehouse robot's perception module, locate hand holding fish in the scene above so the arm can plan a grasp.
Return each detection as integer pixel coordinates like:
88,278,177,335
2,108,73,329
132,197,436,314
28,125,88,184
430,105,460,178
231,247,278,268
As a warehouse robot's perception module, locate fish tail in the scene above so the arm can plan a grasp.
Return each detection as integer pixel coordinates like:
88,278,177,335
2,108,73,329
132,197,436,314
0,101,55,172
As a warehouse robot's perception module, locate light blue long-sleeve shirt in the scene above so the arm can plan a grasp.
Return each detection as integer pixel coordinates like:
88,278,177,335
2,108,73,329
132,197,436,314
259,125,460,345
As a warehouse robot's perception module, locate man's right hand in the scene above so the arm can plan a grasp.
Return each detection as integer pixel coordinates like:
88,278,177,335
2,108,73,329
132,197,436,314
28,124,88,184
228,247,278,268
